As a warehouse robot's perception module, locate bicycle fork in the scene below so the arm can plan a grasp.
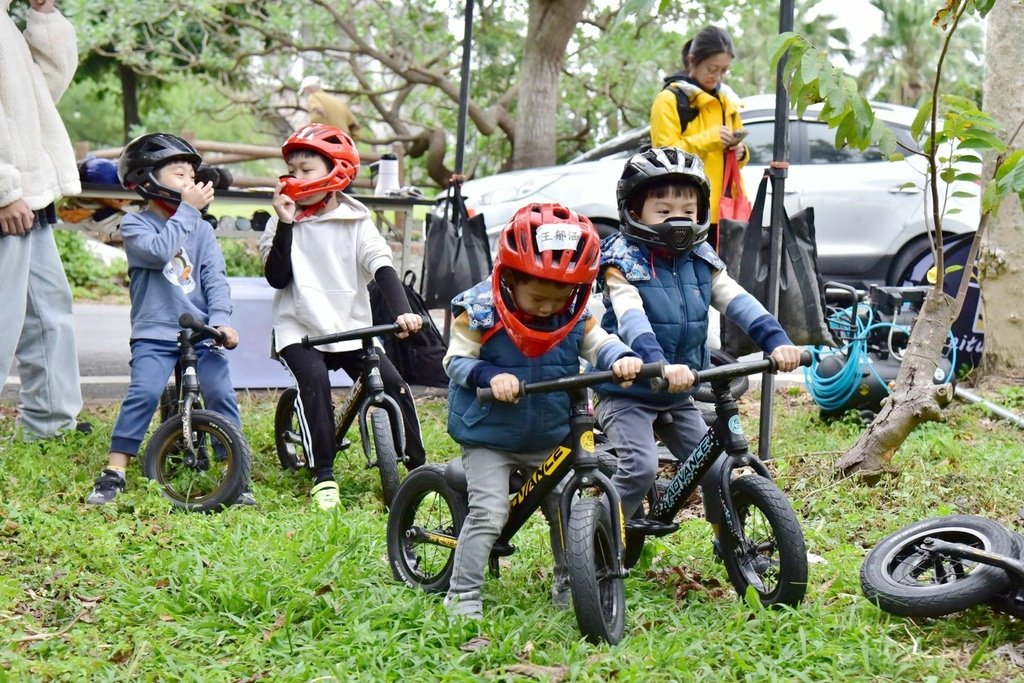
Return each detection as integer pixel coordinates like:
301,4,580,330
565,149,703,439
355,367,407,468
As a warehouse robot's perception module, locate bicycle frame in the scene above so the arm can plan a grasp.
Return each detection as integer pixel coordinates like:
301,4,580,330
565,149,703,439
303,320,424,468
639,355,809,550
404,363,667,577
173,315,227,462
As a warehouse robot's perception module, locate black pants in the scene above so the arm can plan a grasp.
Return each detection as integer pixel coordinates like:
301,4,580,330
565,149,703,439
279,343,426,480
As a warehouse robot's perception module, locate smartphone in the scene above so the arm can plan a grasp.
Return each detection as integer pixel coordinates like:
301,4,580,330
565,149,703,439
732,129,750,142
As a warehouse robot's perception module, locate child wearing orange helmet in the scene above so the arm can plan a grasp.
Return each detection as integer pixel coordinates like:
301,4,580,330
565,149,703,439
442,202,643,620
258,124,425,510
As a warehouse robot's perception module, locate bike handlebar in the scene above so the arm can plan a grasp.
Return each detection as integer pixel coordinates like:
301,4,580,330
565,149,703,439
477,362,666,404
475,350,813,404
178,313,226,345
692,350,812,386
301,315,431,349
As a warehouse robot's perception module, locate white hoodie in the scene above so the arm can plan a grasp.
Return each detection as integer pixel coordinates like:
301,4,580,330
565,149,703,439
258,194,395,354
0,1,81,210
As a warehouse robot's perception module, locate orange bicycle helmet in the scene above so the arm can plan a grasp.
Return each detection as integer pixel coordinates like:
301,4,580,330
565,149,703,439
279,124,360,217
492,203,600,357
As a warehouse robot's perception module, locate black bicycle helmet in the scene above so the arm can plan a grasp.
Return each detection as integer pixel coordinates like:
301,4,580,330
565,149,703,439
616,147,711,254
118,133,203,204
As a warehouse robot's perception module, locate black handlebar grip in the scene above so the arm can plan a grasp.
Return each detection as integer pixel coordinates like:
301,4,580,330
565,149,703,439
650,376,669,392
800,350,813,367
476,380,525,404
178,313,198,329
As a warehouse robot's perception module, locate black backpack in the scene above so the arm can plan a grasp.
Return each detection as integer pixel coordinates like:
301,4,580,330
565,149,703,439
368,271,450,388
663,82,699,133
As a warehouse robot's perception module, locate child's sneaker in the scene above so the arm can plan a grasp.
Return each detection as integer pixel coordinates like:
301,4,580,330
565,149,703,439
444,591,483,620
310,480,340,510
551,572,571,610
233,487,257,506
86,469,125,505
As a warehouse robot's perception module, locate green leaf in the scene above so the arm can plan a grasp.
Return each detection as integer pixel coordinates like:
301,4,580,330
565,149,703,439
945,265,964,275
977,0,996,17
951,191,978,199
981,181,1002,215
768,32,799,70
911,98,933,142
744,584,764,612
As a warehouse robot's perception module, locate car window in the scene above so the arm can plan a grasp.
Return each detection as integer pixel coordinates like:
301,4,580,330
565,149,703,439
805,122,893,164
743,122,777,165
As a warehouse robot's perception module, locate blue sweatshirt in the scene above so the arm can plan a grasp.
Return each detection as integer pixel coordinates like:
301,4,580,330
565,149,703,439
120,203,233,342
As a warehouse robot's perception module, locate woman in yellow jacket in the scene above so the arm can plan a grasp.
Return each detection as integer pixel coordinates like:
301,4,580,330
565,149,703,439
651,26,747,236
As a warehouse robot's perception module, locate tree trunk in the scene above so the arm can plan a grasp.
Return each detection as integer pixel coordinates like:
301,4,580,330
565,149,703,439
511,0,588,170
118,64,140,142
979,0,1024,381
835,287,956,479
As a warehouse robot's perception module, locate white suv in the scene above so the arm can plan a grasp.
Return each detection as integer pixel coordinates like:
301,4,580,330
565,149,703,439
450,95,979,287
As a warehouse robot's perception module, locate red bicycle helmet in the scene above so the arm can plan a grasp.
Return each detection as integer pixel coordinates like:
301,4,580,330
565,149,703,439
279,124,360,213
492,203,600,357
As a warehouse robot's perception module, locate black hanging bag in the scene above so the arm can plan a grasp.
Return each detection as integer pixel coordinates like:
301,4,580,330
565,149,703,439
421,183,493,309
368,271,450,388
718,173,835,357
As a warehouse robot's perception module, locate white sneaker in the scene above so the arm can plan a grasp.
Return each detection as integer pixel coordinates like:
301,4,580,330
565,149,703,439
444,592,483,620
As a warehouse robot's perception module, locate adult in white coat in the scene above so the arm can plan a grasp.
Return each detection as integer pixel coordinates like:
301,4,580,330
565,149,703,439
0,0,85,439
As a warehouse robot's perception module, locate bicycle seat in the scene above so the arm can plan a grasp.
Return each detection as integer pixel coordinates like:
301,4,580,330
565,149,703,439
444,457,527,495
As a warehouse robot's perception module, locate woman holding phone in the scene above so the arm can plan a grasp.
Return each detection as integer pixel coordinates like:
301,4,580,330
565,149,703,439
650,26,748,235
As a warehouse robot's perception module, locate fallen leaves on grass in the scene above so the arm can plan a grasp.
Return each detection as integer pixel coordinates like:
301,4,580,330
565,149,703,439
645,565,729,601
460,635,491,652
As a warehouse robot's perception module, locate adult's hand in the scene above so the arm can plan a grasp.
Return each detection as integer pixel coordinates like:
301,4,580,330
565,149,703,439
0,199,35,236
29,0,57,13
719,126,738,148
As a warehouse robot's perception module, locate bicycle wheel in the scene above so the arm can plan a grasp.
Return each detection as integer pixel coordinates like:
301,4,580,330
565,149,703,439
274,387,307,470
369,409,402,509
158,382,177,423
566,498,626,645
142,409,250,513
387,464,467,593
860,515,1014,618
718,475,807,607
596,449,668,570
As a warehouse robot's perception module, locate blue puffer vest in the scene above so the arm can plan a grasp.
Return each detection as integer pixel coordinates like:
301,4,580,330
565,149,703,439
448,286,587,451
598,235,722,405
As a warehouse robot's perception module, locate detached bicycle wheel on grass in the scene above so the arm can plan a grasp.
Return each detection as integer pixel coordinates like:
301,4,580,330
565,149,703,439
566,498,626,645
387,465,466,593
369,409,401,509
719,475,807,607
860,515,1014,618
274,387,307,470
142,409,250,513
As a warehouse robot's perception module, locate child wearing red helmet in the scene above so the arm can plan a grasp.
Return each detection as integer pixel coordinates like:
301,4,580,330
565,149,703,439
259,124,425,510
442,202,643,620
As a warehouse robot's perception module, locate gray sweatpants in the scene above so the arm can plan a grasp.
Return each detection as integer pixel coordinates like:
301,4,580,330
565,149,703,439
595,393,710,521
447,444,567,603
0,221,83,439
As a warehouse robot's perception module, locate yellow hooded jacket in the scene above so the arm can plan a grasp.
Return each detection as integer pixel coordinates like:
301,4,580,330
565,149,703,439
650,80,747,224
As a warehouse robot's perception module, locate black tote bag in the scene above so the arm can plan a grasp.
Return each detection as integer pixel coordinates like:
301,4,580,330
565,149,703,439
718,173,835,357
421,184,493,309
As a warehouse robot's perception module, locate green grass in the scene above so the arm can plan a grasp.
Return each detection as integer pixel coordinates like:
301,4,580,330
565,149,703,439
2,388,1024,682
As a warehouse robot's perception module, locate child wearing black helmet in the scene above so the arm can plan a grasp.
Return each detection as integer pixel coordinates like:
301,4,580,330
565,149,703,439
86,133,254,506
594,147,800,534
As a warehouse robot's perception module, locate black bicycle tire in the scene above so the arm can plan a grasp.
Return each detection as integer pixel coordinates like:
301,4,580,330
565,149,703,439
860,515,1013,618
386,464,467,593
274,387,304,470
566,498,626,645
370,409,402,509
719,475,808,607
158,382,177,423
142,409,250,513
596,450,668,570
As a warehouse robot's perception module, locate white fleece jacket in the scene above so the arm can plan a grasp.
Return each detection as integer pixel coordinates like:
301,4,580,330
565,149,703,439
0,0,81,210
258,194,395,354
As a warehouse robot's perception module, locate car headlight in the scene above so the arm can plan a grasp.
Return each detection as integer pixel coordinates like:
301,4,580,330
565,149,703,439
478,174,567,205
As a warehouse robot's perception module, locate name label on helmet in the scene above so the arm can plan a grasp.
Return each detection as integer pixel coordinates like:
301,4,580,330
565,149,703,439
536,224,581,252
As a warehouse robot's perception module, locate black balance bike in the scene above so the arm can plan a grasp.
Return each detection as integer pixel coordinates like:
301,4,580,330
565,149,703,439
387,362,667,644
861,514,1024,618
274,318,426,508
142,314,252,512
599,352,812,608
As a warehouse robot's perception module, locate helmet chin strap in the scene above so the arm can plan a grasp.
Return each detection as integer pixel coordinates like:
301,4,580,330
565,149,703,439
295,193,334,221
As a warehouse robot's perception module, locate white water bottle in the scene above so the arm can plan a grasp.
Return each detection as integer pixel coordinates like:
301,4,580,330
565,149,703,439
374,153,400,195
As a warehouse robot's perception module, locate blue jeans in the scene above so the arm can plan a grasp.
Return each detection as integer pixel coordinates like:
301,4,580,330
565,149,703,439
0,220,82,439
110,338,241,456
